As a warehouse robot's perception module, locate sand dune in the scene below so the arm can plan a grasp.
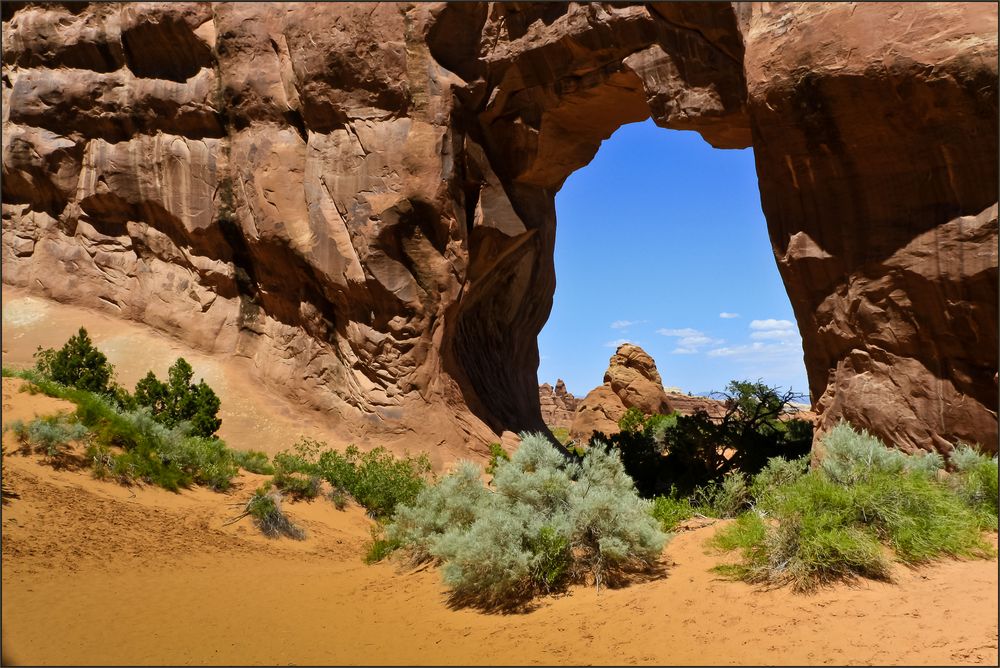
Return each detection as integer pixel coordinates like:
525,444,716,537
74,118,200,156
2,377,996,666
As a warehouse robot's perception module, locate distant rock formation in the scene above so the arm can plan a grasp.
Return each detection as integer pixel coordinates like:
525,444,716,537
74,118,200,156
569,344,822,444
661,392,728,422
538,379,579,430
570,343,728,443
2,2,996,456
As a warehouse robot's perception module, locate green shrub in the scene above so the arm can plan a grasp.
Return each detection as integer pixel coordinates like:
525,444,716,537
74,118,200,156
85,442,117,481
241,484,305,540
749,455,809,506
8,414,88,460
388,434,665,609
316,444,355,489
365,524,402,564
549,426,571,445
712,424,994,591
232,449,274,475
271,438,324,500
33,327,116,395
602,380,812,498
133,359,221,437
907,450,945,478
329,487,349,511
819,421,906,485
317,444,430,519
950,443,993,473
947,444,998,530
157,435,238,491
274,470,322,500
692,471,749,518
266,438,431,516
650,494,696,532
387,461,487,564
349,447,431,519
7,366,237,493
618,407,647,434
484,442,510,478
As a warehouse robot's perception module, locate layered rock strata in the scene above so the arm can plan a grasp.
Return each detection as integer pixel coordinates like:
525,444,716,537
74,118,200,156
3,2,996,457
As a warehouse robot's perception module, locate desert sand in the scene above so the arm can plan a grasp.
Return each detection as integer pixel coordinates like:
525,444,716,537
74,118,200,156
2,374,997,666
2,287,351,458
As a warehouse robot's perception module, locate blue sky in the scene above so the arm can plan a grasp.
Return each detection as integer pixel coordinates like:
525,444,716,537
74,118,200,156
537,118,809,399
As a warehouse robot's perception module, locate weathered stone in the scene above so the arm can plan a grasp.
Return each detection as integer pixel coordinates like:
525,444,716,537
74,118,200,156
2,2,996,459
539,378,579,430
569,343,731,444
571,343,675,443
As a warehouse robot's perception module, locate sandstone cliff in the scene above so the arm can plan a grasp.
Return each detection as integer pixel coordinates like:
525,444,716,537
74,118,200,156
3,2,996,457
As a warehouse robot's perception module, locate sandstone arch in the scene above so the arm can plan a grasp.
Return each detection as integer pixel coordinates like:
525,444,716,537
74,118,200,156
2,2,996,461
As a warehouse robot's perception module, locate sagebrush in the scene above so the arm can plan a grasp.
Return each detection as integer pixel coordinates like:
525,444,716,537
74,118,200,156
386,434,666,609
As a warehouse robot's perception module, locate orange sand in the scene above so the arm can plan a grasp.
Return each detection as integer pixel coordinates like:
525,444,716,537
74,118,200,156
2,376,997,666
2,287,350,457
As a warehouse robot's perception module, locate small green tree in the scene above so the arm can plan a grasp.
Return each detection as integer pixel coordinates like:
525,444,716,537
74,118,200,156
133,358,221,438
34,327,116,395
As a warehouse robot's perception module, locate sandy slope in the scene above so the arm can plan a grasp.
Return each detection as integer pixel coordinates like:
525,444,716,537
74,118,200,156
2,377,997,666
2,287,499,469
2,287,351,457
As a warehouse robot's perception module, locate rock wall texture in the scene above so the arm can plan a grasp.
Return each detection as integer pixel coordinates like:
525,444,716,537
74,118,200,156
538,379,578,429
2,2,996,457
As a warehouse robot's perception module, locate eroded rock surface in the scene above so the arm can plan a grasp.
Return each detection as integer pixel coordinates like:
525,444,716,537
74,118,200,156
571,343,674,443
3,2,996,457
569,343,728,444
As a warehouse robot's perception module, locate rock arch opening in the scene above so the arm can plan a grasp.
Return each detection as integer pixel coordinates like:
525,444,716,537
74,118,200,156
444,13,757,438
538,119,808,405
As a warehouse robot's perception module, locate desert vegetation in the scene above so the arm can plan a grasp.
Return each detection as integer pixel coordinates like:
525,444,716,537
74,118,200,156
264,436,432,518
3,329,243,492
379,434,666,610
708,422,998,591
226,483,306,540
2,329,433,539
595,380,813,498
3,330,996,599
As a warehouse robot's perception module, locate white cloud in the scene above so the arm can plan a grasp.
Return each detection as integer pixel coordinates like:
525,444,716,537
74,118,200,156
657,327,702,338
658,327,723,353
603,338,637,349
719,312,740,319
750,318,795,331
750,329,798,341
678,334,721,347
610,319,645,330
707,341,797,358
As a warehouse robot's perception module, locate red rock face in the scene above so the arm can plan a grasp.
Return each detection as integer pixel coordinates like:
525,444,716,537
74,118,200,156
2,2,996,457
